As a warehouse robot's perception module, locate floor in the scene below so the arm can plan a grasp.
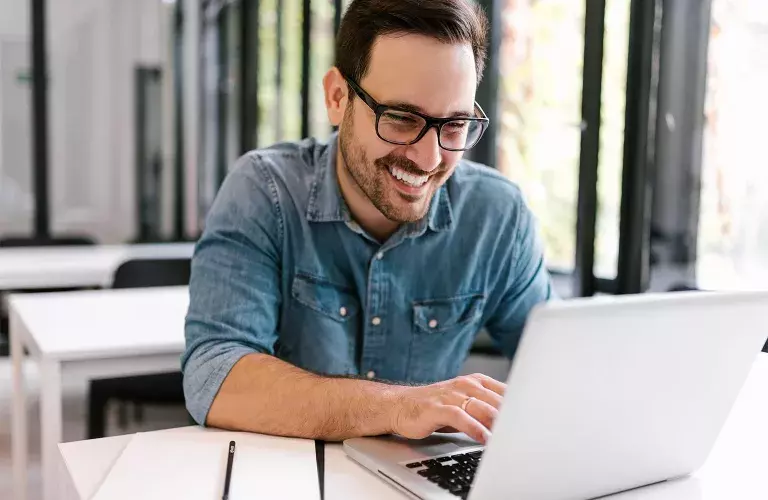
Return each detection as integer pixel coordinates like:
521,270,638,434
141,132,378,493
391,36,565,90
0,354,510,500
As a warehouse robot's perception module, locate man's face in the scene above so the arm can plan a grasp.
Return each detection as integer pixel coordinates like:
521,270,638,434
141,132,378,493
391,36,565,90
338,34,478,223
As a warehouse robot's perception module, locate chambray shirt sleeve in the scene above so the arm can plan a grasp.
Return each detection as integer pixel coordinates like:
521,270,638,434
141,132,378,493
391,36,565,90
484,198,555,359
181,154,283,425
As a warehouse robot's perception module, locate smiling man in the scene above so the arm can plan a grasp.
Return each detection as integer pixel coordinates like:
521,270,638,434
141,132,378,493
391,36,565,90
182,0,554,445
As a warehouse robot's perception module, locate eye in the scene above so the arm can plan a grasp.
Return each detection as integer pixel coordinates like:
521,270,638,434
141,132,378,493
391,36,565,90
382,112,419,125
445,121,468,131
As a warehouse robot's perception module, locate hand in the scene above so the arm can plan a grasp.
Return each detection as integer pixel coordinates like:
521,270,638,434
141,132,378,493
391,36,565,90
389,373,506,445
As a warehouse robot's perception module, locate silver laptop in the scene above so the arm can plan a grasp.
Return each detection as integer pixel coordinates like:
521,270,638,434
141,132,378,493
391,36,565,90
344,291,768,500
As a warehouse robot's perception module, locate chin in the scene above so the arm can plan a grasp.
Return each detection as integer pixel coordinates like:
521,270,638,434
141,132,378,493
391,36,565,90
385,203,430,224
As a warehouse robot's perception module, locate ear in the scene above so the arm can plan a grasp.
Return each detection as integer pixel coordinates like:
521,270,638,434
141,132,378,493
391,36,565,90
323,67,350,127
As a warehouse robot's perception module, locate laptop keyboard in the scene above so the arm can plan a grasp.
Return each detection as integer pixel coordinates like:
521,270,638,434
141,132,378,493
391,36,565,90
404,450,483,499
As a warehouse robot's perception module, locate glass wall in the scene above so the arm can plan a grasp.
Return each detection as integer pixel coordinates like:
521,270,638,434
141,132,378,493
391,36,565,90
698,0,768,291
497,0,628,283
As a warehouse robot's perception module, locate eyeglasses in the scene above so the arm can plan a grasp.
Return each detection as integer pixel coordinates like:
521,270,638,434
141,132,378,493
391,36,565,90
344,76,489,152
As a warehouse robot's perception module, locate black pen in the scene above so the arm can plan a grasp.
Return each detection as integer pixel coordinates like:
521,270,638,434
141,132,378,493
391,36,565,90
222,440,236,500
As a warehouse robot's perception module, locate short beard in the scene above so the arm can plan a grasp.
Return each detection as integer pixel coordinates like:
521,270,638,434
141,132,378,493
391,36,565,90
338,106,443,223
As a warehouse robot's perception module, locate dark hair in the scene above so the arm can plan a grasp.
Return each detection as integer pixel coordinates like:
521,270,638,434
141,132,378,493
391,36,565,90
335,0,489,86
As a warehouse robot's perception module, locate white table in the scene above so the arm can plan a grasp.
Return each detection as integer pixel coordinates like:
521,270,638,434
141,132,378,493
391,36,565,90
10,286,189,500
0,242,195,290
57,355,768,499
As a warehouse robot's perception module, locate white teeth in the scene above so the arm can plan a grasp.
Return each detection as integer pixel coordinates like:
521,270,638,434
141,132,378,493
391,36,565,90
389,166,428,188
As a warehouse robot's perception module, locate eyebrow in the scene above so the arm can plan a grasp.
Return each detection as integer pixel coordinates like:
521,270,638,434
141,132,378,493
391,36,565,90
381,100,475,119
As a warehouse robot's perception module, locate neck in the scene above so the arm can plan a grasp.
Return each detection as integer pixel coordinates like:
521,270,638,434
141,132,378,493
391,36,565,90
335,150,399,243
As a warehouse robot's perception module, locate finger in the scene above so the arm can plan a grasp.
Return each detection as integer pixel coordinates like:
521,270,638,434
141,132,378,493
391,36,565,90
471,373,507,396
436,406,491,445
464,386,504,411
464,398,499,431
435,426,460,434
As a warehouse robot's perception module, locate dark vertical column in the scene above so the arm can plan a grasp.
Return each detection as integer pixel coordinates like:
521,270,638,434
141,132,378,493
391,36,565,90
467,0,501,168
31,0,50,238
650,0,712,283
240,0,260,152
275,0,284,138
574,0,607,297
333,0,342,36
616,0,664,294
301,0,311,139
217,3,229,185
173,3,186,240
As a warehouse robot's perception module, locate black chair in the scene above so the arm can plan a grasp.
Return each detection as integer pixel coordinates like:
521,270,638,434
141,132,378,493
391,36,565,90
87,258,191,439
0,235,96,356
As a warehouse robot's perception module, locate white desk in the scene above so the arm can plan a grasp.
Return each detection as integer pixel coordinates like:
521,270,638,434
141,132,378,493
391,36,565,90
9,286,189,500
0,242,195,290
57,355,768,499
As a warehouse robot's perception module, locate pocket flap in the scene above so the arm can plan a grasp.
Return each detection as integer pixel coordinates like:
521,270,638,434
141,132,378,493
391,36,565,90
291,273,360,323
413,294,485,333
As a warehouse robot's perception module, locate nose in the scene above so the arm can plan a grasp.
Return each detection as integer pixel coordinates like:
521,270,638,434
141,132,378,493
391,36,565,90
405,126,442,173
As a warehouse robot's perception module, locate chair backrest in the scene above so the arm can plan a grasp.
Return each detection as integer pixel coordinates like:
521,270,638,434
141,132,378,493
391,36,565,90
0,235,95,247
112,258,191,289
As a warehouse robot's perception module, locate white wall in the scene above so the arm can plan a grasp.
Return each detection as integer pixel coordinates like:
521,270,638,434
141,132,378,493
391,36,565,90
0,0,28,38
45,0,165,243
0,0,168,243
0,0,31,234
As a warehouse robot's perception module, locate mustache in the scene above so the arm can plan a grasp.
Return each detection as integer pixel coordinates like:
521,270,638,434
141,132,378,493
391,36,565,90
374,153,446,177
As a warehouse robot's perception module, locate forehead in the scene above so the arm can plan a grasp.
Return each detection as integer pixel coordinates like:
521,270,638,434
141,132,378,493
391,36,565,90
361,33,477,117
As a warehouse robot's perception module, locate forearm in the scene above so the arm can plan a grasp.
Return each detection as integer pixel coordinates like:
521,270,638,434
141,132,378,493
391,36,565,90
206,353,405,441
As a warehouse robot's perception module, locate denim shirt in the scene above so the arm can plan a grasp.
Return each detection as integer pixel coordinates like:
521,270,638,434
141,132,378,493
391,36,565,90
182,134,553,425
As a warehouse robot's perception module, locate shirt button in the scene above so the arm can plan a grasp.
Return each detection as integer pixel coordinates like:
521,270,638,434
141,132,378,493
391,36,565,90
366,371,376,379
428,319,438,329
375,252,384,260
371,317,382,326
339,307,348,317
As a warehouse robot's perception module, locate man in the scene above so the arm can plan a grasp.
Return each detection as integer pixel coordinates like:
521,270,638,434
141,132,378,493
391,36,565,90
182,0,553,445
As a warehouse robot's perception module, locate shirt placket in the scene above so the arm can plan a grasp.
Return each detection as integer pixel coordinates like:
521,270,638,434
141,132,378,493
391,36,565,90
359,223,422,379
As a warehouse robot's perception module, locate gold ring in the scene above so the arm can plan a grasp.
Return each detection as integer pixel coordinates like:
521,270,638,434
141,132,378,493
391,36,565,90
461,396,474,412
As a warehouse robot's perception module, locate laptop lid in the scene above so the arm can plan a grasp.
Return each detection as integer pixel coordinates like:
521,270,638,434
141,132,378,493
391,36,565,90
471,291,768,500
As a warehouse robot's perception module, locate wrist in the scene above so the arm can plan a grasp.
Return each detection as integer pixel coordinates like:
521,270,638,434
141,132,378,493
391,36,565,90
366,383,410,436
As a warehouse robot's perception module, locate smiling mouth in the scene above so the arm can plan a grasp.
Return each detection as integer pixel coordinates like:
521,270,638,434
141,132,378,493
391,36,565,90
387,165,430,188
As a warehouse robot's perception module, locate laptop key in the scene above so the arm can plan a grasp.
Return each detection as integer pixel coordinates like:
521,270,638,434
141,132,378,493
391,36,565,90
422,459,441,467
405,462,422,468
437,456,453,462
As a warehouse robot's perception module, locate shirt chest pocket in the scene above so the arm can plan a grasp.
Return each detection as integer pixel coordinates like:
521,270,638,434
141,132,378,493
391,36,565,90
283,272,360,374
408,294,486,382
291,273,360,323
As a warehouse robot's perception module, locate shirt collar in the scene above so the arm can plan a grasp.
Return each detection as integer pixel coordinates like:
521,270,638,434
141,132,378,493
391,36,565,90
306,133,454,234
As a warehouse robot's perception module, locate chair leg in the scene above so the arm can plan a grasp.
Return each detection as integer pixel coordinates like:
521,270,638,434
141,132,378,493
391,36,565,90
134,403,144,424
87,384,107,439
118,402,129,429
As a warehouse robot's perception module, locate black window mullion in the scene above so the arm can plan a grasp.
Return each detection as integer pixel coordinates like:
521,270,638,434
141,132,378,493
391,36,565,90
333,0,342,36
616,0,664,295
466,0,501,169
240,0,260,153
574,0,607,297
301,0,311,138
275,0,284,139
31,0,50,239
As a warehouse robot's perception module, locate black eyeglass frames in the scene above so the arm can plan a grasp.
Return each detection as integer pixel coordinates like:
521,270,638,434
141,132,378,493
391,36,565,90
344,77,489,152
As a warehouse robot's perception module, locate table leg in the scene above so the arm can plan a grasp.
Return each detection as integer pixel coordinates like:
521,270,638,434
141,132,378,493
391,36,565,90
40,359,63,500
10,312,28,500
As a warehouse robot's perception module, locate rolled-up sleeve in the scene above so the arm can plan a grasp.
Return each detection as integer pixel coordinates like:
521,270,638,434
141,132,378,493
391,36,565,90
484,198,554,359
181,154,283,425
